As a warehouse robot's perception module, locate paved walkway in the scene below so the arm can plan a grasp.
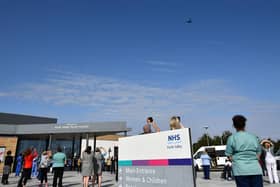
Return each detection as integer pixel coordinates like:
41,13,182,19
196,172,280,187
3,171,280,187
4,172,116,187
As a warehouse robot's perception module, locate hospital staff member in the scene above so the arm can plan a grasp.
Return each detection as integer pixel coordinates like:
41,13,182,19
226,115,263,187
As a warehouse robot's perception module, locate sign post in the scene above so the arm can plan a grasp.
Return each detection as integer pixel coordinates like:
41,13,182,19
118,128,196,187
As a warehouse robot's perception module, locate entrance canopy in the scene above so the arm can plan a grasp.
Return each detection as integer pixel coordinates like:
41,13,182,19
0,121,129,136
0,113,129,137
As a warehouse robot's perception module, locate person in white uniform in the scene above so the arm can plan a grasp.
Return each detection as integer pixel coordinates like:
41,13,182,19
261,139,279,184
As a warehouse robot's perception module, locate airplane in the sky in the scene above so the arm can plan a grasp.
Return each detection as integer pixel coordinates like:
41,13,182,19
185,18,192,24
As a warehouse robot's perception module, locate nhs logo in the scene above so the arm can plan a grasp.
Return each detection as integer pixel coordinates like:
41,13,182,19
168,134,181,141
167,134,183,149
167,134,182,144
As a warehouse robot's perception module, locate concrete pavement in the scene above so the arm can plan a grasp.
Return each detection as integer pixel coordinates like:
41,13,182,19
3,171,280,187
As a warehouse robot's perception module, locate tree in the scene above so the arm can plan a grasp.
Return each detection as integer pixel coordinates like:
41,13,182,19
212,136,222,145
193,133,213,153
221,131,232,145
193,131,233,153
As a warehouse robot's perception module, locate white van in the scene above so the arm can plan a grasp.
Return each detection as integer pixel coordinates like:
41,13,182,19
193,145,227,170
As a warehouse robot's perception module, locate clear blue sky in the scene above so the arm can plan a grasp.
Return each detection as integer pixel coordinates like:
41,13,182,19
0,0,280,140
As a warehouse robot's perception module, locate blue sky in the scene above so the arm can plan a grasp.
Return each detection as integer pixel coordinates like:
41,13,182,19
0,0,280,140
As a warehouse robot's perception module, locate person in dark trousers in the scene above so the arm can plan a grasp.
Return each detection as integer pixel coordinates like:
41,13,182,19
39,151,51,187
226,115,263,187
222,157,232,180
200,151,211,179
1,150,13,185
52,146,66,187
94,148,104,187
260,149,267,176
18,147,38,187
110,156,116,174
77,157,82,173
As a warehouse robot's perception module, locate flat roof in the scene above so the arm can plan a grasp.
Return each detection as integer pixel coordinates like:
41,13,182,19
0,113,129,136
0,112,57,124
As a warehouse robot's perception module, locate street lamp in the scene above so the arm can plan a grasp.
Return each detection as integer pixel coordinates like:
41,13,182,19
203,126,210,146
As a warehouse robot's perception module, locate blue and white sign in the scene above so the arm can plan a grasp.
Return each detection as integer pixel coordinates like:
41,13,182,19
118,128,196,187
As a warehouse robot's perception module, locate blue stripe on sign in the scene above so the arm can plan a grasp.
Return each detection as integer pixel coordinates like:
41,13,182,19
168,158,193,166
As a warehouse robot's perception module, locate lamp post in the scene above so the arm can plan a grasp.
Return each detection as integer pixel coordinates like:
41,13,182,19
203,126,210,146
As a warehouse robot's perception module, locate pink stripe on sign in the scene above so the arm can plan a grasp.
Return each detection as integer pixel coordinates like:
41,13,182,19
149,159,168,166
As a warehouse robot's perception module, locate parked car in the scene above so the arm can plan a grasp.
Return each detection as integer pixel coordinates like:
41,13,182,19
193,145,227,171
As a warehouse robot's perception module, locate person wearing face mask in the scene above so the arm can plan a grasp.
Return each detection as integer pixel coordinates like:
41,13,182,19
142,117,160,134
261,139,279,184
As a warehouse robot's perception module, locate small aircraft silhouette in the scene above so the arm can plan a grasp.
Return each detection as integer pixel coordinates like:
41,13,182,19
185,18,192,24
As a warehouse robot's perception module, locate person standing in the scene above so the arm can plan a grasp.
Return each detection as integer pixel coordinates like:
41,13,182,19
259,148,267,176
110,156,115,174
15,153,23,177
261,139,279,184
226,115,263,187
1,150,13,185
94,148,104,187
81,146,95,187
39,151,51,187
200,151,211,179
31,156,39,178
18,148,38,187
222,157,232,180
52,146,66,187
77,157,82,173
143,117,160,134
169,116,184,130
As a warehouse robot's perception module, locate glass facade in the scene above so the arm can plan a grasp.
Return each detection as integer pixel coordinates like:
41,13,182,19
16,135,81,159
14,135,80,171
17,137,47,155
50,136,81,158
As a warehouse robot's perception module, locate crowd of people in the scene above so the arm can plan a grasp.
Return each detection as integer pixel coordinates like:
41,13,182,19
0,145,111,187
1,114,279,187
199,115,279,187
142,115,279,186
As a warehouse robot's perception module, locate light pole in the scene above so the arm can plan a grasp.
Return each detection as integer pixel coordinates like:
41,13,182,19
203,126,210,146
